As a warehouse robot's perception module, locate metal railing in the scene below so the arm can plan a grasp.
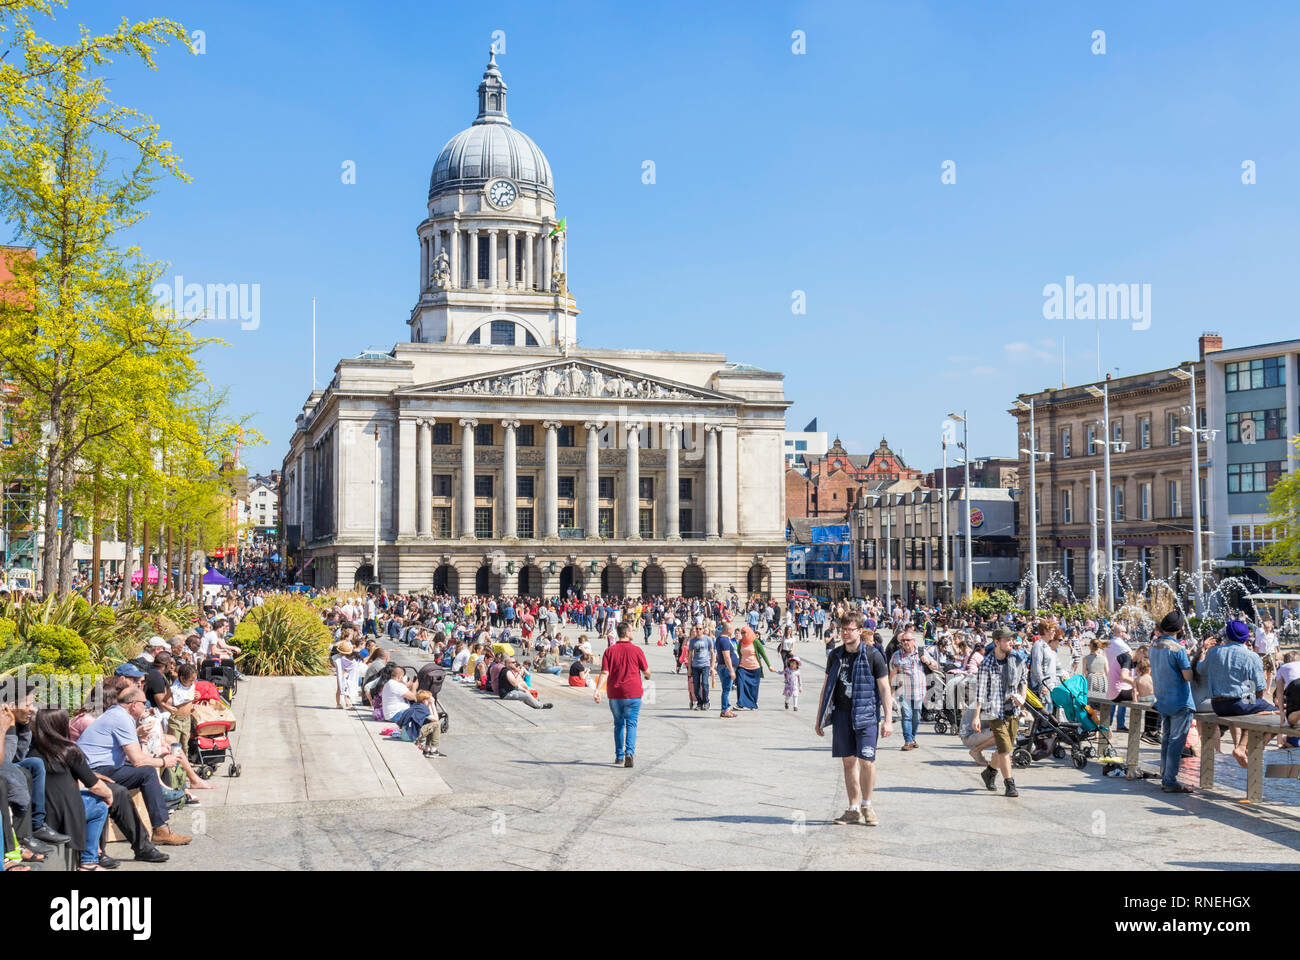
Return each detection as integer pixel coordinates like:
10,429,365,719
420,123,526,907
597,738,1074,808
558,527,586,539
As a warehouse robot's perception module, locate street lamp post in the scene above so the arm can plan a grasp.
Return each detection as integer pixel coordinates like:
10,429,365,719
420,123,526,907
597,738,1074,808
882,495,892,610
1089,469,1099,606
1172,366,1216,614
1013,398,1053,614
1085,382,1123,611
941,435,949,601
948,411,973,601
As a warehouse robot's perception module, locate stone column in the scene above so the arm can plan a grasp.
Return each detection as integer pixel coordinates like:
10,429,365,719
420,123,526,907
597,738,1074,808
502,419,519,539
398,417,417,536
419,236,427,296
525,233,535,291
626,422,642,540
584,420,603,538
418,420,433,537
542,233,553,291
543,421,561,538
487,229,498,289
450,226,461,289
468,230,479,289
665,422,681,540
506,230,517,290
721,424,739,538
459,418,477,538
704,424,720,540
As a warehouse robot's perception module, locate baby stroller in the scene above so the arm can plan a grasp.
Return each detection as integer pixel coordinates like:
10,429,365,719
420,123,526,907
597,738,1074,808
931,672,970,735
1012,689,1089,769
199,657,238,703
1048,674,1121,773
187,680,242,778
416,662,450,733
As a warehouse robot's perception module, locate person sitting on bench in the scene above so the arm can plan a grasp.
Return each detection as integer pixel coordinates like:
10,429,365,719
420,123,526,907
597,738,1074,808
1199,619,1276,768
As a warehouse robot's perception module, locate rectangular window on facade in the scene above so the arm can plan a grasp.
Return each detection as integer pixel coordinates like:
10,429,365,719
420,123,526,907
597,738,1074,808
433,507,451,538
795,440,807,451
1061,428,1071,458
474,475,493,498
558,475,575,499
1227,409,1288,443
1113,485,1125,522
1034,488,1041,525
516,507,534,539
557,507,575,530
433,423,452,445
598,476,614,499
1112,419,1123,445
1168,412,1180,445
474,506,493,538
679,478,693,501
639,507,654,538
557,426,575,447
1167,480,1180,518
598,508,614,538
490,320,515,345
477,237,489,282
516,475,535,499
1087,425,1097,455
1063,548,1074,588
475,423,493,447
678,508,693,536
433,474,452,497
639,477,654,501
1200,477,1207,519
1140,482,1151,520
1226,357,1286,392
517,425,535,446
1139,417,1151,450
1061,488,1072,524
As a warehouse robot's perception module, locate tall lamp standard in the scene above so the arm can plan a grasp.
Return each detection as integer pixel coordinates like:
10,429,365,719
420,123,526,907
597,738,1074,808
1085,381,1127,611
1171,366,1216,614
948,411,973,601
1012,398,1053,614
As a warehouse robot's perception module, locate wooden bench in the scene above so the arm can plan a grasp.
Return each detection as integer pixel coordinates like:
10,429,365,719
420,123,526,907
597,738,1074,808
1194,711,1300,803
1087,694,1161,779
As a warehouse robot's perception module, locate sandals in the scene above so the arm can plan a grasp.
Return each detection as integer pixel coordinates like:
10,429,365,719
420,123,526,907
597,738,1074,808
4,861,32,872
77,863,109,871
20,847,46,863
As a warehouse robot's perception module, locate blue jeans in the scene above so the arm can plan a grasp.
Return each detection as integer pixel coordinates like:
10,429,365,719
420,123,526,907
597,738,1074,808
541,666,563,675
1115,705,1127,729
898,699,923,744
609,697,642,759
719,669,734,713
81,792,108,864
1159,708,1194,789
17,757,46,829
691,666,710,707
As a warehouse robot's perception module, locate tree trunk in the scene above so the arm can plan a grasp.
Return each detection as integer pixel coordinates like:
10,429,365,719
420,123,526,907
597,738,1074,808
90,473,102,600
39,451,60,597
165,524,173,595
57,462,76,597
122,487,134,603
182,531,190,602
141,512,151,602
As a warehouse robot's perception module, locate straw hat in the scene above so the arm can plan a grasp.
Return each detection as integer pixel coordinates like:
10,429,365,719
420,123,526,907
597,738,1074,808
336,640,355,655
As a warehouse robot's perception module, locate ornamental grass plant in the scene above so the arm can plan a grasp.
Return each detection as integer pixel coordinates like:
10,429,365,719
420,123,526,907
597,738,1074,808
232,595,333,676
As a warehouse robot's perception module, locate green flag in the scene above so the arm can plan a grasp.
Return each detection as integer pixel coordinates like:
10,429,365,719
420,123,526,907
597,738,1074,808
548,216,566,238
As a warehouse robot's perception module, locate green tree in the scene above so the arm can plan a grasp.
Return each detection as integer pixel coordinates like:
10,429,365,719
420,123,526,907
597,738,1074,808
1262,434,1300,573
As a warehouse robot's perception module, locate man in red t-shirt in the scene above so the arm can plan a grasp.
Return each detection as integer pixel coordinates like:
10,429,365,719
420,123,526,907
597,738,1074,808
594,623,652,768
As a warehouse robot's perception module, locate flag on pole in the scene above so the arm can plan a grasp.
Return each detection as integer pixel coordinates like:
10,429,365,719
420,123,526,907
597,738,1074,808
548,216,566,238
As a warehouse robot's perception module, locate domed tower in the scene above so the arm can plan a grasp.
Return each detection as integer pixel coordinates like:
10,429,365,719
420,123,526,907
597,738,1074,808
411,50,577,348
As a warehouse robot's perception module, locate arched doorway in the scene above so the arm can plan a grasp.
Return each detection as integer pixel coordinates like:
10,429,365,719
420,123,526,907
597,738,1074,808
681,564,705,598
559,564,582,599
354,563,373,587
475,566,491,596
746,563,771,598
518,564,543,598
641,563,666,598
601,564,625,597
433,563,458,595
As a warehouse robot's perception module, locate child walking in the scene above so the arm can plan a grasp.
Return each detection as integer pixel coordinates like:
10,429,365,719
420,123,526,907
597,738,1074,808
783,655,802,711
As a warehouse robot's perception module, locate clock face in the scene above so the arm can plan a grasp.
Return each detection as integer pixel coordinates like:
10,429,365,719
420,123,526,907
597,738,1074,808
487,178,517,208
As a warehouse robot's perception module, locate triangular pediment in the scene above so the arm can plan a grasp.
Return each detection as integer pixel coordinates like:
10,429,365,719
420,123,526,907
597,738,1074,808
396,359,738,403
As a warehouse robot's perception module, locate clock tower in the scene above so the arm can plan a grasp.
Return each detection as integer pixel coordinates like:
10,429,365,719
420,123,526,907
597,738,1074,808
410,50,577,350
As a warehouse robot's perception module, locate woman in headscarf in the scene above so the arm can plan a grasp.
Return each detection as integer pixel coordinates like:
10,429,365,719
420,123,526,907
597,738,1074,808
734,626,772,710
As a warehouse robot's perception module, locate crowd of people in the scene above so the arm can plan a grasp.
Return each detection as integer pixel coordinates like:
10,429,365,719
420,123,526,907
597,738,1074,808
7,564,1300,869
2,605,247,872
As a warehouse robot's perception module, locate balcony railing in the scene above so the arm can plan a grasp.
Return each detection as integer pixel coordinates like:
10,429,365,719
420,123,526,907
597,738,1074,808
680,530,707,539
558,527,586,539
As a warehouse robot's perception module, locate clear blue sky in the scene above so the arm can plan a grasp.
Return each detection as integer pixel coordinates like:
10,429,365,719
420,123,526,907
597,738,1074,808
24,0,1300,474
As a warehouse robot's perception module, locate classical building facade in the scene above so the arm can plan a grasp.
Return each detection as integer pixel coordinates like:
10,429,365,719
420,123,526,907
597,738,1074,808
280,52,789,598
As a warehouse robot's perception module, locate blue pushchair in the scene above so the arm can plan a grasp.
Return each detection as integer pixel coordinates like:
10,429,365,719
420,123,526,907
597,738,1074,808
1051,674,1120,772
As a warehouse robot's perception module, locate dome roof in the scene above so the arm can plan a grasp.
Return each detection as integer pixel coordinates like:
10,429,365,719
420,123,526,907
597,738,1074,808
428,51,554,201
430,123,553,198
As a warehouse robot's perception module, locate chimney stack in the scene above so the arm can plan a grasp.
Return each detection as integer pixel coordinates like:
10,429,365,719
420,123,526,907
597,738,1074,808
1199,332,1223,360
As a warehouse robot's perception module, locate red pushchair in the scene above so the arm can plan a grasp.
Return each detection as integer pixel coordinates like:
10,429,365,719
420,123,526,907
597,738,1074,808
187,680,242,778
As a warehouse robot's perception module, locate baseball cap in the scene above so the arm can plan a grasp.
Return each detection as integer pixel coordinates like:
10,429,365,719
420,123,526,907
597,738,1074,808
863,618,877,631
113,663,146,678
145,636,168,649
992,626,1016,641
